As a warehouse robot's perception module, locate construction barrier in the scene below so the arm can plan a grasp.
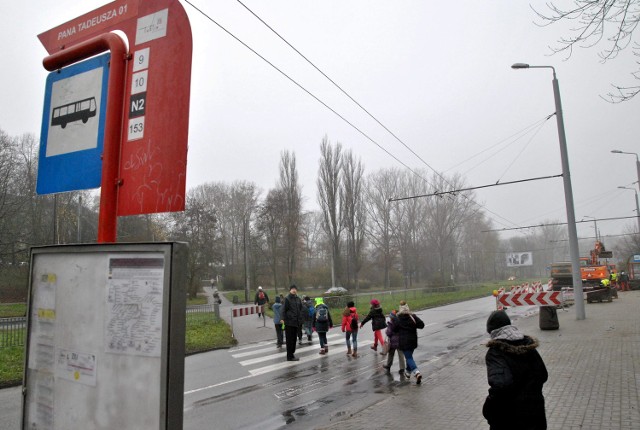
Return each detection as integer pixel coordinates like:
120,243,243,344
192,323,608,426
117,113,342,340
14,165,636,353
232,305,263,317
230,305,265,337
497,291,563,308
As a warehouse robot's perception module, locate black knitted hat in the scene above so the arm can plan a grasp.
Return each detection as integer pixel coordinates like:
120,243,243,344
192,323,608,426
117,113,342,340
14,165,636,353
486,310,511,333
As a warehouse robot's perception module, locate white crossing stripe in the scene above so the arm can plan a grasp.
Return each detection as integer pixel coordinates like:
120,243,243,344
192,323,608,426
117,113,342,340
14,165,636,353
249,340,374,376
232,332,343,360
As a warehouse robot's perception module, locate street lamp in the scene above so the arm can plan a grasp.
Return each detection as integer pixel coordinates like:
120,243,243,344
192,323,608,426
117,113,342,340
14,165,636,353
582,215,599,241
611,150,640,194
617,186,640,233
511,63,585,320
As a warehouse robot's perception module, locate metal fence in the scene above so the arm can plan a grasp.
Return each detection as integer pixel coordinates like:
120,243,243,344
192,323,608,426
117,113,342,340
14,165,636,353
0,317,26,349
185,304,220,324
0,305,221,349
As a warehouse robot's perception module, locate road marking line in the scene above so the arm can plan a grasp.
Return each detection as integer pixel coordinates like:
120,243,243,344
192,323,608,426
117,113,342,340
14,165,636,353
249,340,374,376
184,374,254,395
232,333,343,359
184,339,374,395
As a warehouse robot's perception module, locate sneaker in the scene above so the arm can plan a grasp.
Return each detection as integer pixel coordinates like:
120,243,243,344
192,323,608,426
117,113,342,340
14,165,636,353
370,345,377,351
416,372,422,384
319,349,326,355
404,371,411,378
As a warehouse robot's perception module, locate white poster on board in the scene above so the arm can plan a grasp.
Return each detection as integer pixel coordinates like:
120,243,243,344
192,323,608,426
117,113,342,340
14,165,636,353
506,252,533,267
105,256,165,357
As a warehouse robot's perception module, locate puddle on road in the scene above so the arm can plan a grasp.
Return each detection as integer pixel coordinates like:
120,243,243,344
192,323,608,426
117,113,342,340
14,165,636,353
282,397,334,425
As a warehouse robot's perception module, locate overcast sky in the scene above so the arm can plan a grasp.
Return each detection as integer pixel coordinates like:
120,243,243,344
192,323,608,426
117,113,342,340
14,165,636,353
2,1,639,252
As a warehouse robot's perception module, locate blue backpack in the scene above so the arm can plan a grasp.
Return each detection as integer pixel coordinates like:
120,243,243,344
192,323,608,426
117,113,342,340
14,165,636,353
316,305,328,322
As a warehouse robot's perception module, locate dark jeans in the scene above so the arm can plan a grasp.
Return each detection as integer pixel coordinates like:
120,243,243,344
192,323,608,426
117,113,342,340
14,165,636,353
318,332,328,348
285,325,299,359
275,323,284,346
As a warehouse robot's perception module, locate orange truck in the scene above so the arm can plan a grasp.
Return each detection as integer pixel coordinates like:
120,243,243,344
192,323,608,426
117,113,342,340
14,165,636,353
549,241,616,302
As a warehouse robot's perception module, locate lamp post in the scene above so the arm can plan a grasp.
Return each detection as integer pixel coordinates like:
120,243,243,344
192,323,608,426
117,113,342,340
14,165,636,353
582,215,599,241
611,150,640,194
511,63,585,320
617,186,640,233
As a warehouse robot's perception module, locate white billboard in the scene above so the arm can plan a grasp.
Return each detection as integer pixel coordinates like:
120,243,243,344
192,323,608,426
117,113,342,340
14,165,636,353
506,252,533,267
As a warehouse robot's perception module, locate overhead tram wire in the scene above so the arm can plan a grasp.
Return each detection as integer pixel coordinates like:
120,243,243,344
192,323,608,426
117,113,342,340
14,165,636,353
389,174,563,202
481,215,640,233
443,114,553,174
231,0,531,233
183,0,433,187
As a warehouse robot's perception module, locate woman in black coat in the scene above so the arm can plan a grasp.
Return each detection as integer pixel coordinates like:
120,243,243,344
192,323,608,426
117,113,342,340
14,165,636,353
483,310,548,430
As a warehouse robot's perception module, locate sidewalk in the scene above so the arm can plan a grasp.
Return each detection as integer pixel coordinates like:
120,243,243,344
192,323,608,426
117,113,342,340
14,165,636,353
317,290,640,430
203,286,275,345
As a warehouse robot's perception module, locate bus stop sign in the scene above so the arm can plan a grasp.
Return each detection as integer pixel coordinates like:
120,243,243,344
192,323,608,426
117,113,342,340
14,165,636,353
37,54,110,194
38,0,192,215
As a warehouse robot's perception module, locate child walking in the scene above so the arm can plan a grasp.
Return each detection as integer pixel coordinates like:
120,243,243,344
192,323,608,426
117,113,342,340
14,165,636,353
341,301,359,357
383,310,406,374
272,296,284,348
360,299,386,352
393,301,425,384
312,297,333,354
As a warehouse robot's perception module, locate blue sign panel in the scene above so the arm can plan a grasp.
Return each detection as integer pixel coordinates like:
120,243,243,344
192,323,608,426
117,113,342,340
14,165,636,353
37,54,110,194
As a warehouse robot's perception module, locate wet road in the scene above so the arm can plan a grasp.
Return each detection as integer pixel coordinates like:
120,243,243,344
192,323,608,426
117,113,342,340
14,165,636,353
0,295,537,429
182,296,537,429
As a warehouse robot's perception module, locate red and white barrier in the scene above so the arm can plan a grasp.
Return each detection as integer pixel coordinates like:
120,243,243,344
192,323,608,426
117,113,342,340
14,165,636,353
230,305,266,337
497,291,563,308
232,305,263,317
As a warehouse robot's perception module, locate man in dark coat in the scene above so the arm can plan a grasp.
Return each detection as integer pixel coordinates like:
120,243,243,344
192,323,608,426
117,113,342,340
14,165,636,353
483,310,548,430
281,285,305,361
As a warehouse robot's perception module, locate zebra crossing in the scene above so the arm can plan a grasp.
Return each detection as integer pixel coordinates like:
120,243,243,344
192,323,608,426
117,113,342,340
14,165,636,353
230,332,374,376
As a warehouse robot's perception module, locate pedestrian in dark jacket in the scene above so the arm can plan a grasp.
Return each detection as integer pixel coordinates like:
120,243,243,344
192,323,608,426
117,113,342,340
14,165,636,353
254,286,269,318
360,299,387,351
483,310,548,430
281,285,305,361
383,310,406,374
312,297,333,354
393,301,425,384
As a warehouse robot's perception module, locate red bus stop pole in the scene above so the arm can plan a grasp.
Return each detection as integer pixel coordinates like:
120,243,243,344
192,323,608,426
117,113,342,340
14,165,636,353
43,33,128,243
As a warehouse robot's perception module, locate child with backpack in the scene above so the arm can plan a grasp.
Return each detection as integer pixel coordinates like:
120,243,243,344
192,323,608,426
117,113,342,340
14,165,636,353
383,310,406,374
312,297,333,354
341,301,359,357
302,296,315,344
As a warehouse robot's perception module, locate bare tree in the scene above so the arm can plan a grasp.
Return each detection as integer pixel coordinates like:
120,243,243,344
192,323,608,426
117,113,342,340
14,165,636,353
424,173,476,284
256,187,286,295
366,168,400,288
390,170,428,288
459,213,501,282
341,149,366,291
533,1,640,101
317,136,343,288
279,150,302,285
300,210,325,270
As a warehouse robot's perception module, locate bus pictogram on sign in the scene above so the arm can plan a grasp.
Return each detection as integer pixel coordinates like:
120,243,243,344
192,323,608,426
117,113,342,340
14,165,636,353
51,97,97,128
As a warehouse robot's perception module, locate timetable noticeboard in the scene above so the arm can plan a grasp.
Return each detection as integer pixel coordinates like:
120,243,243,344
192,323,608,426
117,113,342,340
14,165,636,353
22,243,186,430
